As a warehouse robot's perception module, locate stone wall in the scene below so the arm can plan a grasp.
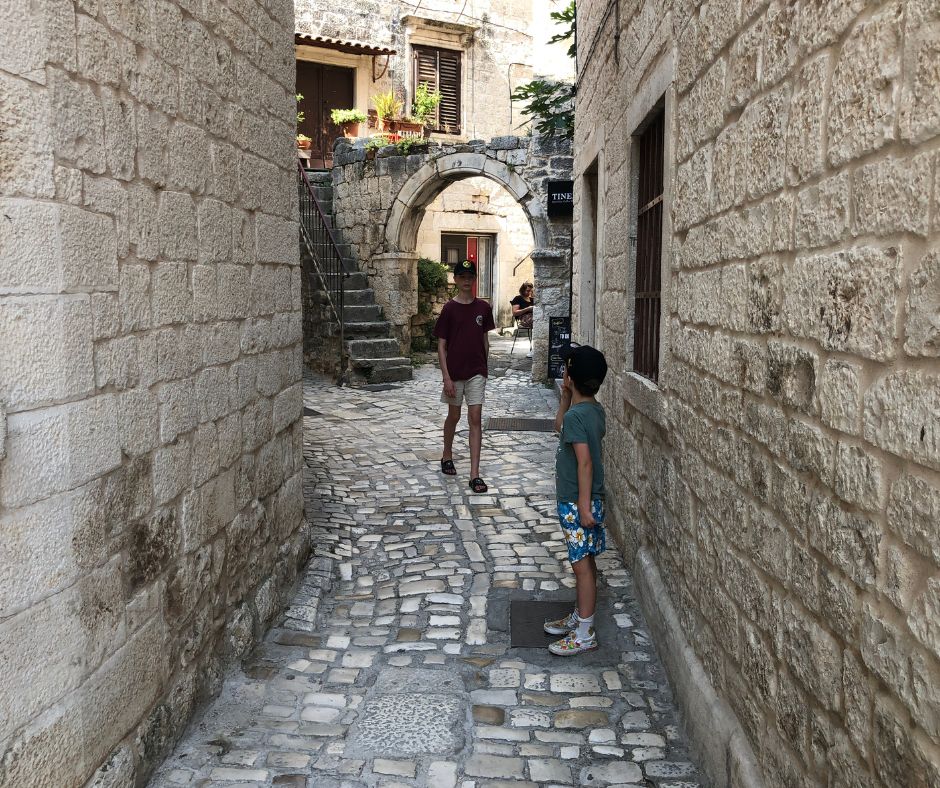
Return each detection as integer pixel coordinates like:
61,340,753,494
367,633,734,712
330,134,573,380
0,1,306,785
574,0,940,785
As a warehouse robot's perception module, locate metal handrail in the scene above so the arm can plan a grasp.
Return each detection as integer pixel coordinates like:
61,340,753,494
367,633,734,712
297,161,349,383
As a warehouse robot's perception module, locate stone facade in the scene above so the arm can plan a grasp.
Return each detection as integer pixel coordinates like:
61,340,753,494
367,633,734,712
573,0,940,785
330,134,573,380
294,0,573,142
0,1,305,786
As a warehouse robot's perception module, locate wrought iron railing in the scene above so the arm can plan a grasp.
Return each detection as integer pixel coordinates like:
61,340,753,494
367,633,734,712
297,161,349,382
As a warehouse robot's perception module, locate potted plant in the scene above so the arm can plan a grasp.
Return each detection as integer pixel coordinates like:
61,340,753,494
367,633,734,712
330,108,367,138
396,116,424,135
411,82,441,136
296,133,311,150
373,90,403,132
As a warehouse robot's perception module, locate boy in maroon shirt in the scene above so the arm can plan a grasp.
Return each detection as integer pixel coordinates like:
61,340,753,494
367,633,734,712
434,260,496,493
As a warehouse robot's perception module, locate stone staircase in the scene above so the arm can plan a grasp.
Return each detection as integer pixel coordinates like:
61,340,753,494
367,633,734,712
302,172,412,384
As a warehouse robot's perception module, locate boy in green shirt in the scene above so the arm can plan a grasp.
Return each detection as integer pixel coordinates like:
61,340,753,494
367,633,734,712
545,344,608,655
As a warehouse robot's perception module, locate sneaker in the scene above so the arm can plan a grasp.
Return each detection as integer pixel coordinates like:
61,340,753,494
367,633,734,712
526,351,533,358
543,610,578,636
548,629,598,656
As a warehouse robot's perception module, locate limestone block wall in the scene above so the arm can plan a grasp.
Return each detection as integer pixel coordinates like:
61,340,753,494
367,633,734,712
574,0,940,784
0,1,305,785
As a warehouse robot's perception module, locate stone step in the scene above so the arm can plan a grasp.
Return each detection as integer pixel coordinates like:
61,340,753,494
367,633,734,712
349,355,412,369
308,269,369,290
344,288,376,306
357,364,413,384
344,304,383,321
343,320,392,337
346,338,401,359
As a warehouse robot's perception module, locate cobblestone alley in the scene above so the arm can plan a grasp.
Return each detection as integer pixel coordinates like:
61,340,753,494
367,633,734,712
149,338,702,788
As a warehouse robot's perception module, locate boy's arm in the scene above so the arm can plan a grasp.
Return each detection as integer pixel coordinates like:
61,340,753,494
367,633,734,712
573,443,596,528
438,337,456,398
554,381,572,433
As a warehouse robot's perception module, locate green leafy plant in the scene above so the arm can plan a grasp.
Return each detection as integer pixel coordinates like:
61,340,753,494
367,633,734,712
510,0,575,139
511,80,574,139
395,137,426,155
412,82,442,125
296,93,305,126
373,90,403,122
364,135,394,151
330,108,367,125
417,257,449,291
548,0,576,58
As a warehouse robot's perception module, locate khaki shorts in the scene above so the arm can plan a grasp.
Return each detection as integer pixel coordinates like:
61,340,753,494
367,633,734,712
441,374,487,407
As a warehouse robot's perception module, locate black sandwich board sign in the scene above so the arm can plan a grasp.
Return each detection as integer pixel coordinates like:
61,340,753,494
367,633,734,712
547,180,574,218
549,316,572,379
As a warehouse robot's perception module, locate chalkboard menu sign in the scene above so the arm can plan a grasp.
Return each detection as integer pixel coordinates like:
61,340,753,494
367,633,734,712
547,180,574,218
548,316,572,379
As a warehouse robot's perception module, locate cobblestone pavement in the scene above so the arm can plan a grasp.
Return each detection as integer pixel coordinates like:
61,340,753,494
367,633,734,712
150,336,703,788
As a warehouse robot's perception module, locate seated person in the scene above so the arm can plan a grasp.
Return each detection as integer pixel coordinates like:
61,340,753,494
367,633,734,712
510,282,535,329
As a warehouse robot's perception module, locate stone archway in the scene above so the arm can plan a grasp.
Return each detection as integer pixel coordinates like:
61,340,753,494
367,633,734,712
330,135,573,380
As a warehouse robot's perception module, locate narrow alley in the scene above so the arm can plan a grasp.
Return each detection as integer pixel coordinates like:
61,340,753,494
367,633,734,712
148,338,701,788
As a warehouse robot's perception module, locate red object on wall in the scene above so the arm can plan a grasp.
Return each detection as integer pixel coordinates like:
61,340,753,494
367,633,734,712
466,236,478,298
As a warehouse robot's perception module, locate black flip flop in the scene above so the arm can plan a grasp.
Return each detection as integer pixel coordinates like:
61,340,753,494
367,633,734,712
441,458,457,475
469,477,488,493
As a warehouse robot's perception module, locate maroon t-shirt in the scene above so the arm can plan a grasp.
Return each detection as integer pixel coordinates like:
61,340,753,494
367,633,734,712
434,298,495,381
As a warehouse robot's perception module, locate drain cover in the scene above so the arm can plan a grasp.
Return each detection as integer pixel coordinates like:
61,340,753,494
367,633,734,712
510,600,574,647
486,417,555,432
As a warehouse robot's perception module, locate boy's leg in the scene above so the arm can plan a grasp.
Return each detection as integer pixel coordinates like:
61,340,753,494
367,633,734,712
467,403,483,479
572,557,597,620
442,404,462,460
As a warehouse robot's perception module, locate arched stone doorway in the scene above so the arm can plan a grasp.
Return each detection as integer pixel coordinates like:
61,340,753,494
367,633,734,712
331,135,572,380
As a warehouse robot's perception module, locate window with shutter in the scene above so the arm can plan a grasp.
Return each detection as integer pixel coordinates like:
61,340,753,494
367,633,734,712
412,45,461,134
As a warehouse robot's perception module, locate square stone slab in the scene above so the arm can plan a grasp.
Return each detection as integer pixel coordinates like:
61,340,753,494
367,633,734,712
344,668,467,758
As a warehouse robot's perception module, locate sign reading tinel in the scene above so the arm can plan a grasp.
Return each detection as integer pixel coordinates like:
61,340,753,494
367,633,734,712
547,180,574,218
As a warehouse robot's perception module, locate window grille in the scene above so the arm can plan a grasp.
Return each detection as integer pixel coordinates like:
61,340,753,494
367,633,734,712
413,45,462,134
632,109,664,382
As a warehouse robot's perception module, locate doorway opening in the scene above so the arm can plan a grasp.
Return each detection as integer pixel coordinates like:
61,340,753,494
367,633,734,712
296,61,354,169
441,233,497,299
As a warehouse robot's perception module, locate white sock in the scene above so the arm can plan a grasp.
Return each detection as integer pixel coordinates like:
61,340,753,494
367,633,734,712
575,612,594,639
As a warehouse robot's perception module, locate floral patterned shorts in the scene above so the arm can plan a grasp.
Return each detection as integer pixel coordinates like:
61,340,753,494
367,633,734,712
556,499,606,564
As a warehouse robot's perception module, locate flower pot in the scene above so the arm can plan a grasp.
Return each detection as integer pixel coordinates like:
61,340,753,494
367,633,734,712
296,138,311,150
396,119,423,135
342,121,361,138
380,117,398,132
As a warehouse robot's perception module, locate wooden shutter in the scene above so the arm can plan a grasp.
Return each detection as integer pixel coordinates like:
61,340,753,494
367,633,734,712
437,48,461,133
413,45,461,134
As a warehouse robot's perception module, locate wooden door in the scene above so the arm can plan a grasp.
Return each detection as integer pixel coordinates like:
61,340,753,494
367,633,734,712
296,61,354,168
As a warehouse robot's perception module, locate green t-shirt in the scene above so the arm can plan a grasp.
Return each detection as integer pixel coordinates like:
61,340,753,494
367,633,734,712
555,401,606,502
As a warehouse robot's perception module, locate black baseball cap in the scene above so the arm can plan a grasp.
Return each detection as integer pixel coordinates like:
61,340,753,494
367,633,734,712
453,260,477,277
560,344,608,387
